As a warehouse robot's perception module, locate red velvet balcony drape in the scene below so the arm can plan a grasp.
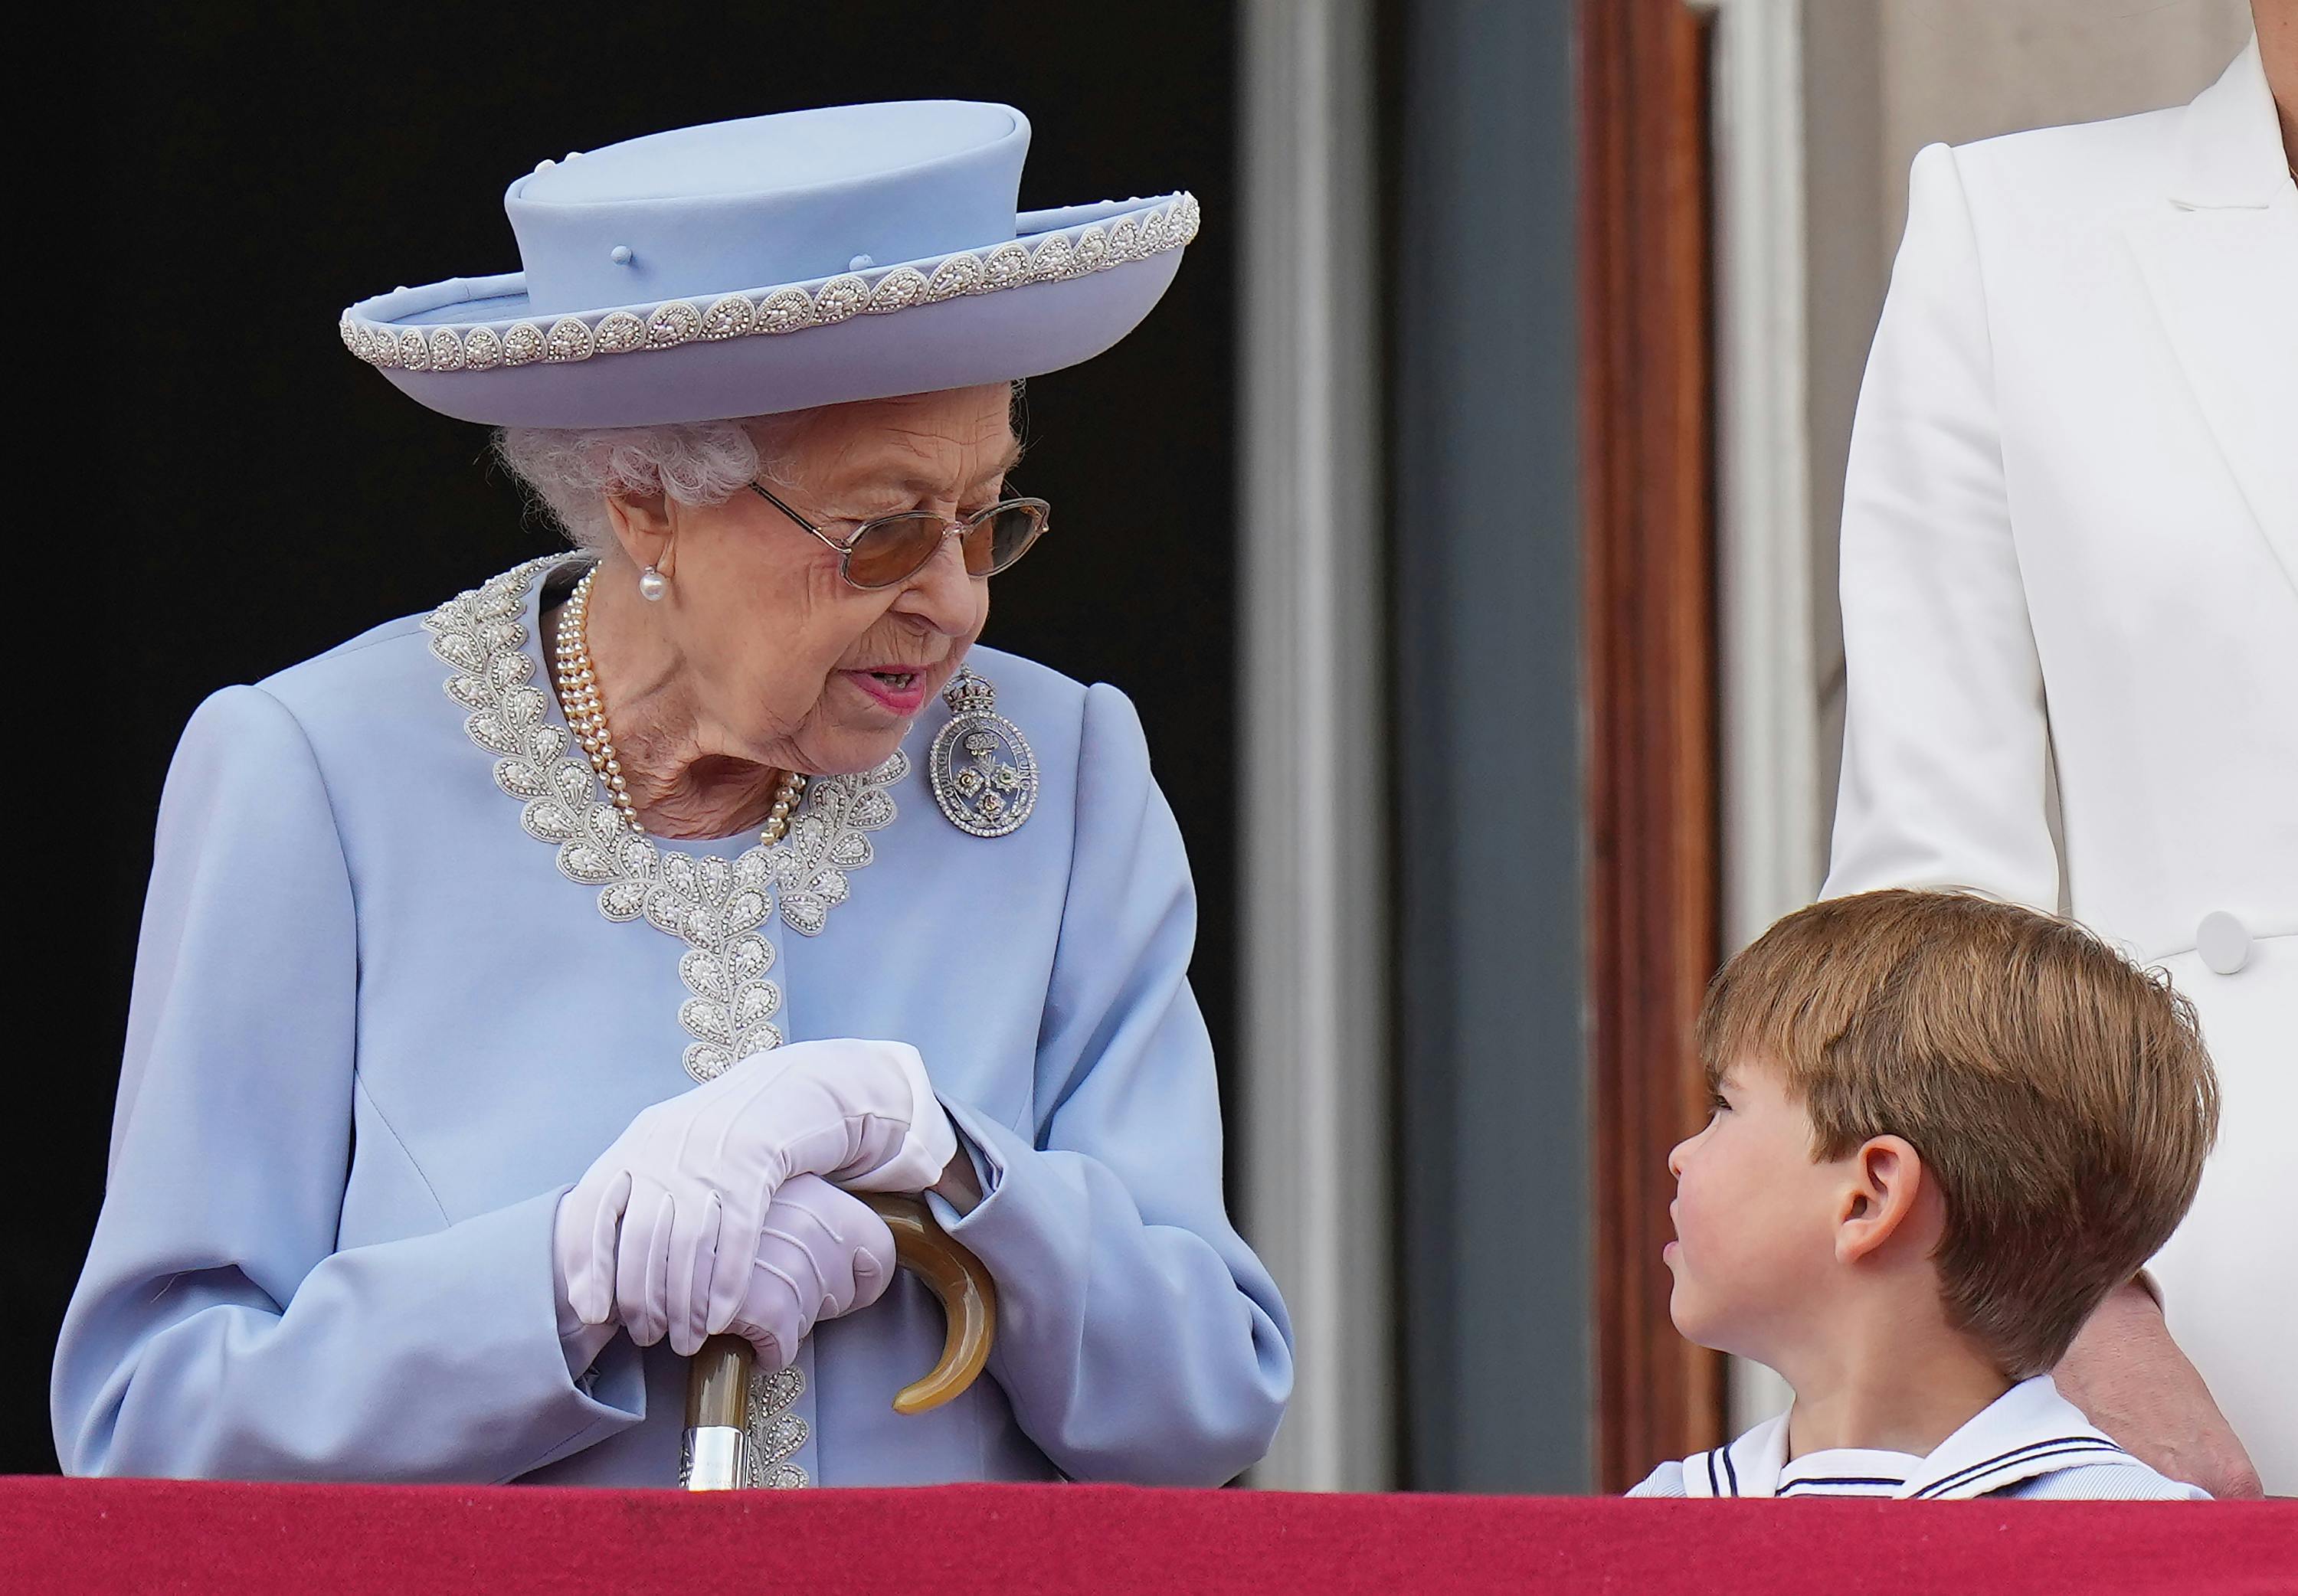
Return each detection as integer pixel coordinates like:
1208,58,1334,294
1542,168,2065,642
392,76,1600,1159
7,1478,2291,1595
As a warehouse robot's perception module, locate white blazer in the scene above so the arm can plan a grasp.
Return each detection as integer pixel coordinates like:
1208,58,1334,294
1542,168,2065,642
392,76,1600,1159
1825,40,2297,1490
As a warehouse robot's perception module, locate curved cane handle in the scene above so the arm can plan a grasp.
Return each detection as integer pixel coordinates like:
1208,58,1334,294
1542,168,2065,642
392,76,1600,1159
681,1190,997,1479
859,1192,998,1415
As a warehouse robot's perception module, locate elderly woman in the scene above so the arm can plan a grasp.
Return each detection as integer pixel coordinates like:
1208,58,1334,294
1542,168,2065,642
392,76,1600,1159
53,101,1291,1487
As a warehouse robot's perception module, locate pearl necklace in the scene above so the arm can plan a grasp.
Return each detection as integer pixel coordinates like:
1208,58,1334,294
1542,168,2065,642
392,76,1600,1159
552,566,807,845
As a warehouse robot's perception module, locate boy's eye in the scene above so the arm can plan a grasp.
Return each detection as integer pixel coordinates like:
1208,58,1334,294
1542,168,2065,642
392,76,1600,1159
1707,1091,1732,1116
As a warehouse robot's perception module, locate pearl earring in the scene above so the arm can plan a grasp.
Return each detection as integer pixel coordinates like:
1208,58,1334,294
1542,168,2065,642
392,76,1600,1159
638,564,668,602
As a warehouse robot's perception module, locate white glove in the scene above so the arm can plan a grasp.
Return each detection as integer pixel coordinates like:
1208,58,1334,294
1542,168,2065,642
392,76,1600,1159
725,1176,899,1369
548,1176,897,1372
554,1038,955,1355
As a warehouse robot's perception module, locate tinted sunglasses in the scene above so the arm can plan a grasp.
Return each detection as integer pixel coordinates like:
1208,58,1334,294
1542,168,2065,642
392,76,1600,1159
749,482,1051,590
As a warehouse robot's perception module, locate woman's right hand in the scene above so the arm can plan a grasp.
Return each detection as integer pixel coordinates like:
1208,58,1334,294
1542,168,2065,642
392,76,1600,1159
550,1038,954,1355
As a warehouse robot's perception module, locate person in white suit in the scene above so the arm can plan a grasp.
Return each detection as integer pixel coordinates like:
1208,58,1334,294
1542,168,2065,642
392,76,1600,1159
1825,11,2296,1498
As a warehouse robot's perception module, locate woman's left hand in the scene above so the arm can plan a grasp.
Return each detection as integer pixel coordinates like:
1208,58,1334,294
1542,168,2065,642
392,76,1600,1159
555,1038,958,1354
723,1175,899,1368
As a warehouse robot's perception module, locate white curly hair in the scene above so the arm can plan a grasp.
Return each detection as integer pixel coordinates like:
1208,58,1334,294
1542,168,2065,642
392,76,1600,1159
492,416,804,554
494,384,1027,554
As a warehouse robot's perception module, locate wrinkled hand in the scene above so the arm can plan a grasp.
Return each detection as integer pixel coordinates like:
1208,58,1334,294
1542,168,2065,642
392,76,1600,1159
2055,1281,2264,1500
554,1039,956,1355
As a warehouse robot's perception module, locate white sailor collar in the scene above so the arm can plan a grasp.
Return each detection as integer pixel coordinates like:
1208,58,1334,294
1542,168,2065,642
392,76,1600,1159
1681,1376,2133,1500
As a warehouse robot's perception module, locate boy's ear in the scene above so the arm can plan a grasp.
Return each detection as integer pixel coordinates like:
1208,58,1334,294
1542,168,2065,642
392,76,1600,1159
1835,1135,1927,1264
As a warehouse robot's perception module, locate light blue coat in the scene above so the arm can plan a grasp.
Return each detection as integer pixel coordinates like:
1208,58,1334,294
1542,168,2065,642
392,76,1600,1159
53,555,1292,1487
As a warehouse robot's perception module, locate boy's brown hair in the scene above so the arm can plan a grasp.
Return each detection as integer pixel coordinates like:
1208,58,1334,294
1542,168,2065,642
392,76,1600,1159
1697,889,2218,1378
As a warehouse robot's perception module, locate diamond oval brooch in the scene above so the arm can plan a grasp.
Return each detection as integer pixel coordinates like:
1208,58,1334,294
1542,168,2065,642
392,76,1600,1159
928,667,1037,838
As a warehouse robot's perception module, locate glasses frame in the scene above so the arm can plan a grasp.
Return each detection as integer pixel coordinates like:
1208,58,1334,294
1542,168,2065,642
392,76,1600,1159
748,481,1051,591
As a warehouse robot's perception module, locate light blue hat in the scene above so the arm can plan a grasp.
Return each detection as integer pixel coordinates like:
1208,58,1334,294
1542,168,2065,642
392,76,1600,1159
339,101,1198,428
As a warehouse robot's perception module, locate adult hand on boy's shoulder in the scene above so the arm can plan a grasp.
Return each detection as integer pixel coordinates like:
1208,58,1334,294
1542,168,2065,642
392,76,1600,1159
2055,1281,2264,1500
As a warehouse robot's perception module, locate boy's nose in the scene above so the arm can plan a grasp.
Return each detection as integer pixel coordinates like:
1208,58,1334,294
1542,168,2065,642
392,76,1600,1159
1666,1133,1695,1179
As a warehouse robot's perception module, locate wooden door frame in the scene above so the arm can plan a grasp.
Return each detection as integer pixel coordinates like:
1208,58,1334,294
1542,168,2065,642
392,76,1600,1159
1577,0,1727,1493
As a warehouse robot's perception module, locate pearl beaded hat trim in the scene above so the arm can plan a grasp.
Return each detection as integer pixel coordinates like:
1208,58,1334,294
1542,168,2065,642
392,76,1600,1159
341,195,1198,377
337,102,1200,428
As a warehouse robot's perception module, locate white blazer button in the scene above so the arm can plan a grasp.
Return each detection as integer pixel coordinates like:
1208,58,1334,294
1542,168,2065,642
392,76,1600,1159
2196,911,2251,976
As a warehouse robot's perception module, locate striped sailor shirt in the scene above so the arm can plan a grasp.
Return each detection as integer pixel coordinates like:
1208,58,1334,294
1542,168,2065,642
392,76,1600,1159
1628,1375,2209,1500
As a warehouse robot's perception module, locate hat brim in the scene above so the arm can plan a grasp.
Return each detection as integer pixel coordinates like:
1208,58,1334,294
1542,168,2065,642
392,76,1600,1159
342,193,1195,427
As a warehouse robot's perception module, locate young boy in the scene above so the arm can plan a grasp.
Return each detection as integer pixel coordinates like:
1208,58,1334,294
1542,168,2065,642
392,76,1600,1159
1633,889,2219,1500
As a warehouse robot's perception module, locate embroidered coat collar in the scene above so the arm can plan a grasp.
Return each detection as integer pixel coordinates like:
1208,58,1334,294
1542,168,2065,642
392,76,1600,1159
424,554,908,1082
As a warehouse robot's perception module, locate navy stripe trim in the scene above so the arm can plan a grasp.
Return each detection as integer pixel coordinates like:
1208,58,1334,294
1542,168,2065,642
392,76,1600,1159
1722,1444,1740,1497
1779,1476,1906,1488
1928,1444,2130,1501
1704,1448,1721,1496
1913,1438,2129,1500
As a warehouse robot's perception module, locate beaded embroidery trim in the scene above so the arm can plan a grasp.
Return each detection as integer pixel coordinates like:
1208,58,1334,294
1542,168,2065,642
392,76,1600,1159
745,1364,810,1490
429,555,904,1486
345,194,1200,374
424,557,904,1085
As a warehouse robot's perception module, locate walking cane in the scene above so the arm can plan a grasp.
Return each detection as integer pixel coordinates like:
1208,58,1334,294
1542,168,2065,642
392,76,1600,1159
680,1192,998,1490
